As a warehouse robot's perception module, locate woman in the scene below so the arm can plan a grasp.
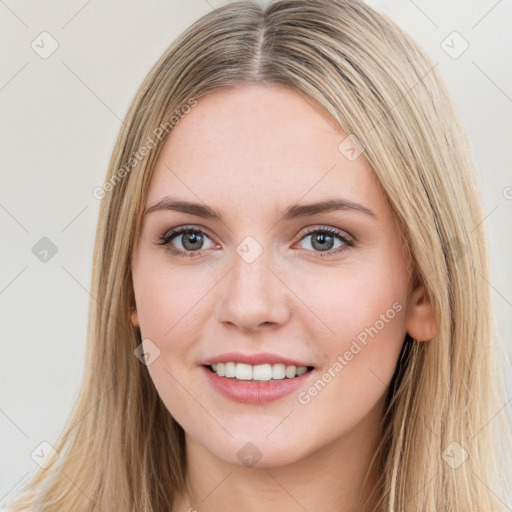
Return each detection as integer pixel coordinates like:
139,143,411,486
7,0,511,510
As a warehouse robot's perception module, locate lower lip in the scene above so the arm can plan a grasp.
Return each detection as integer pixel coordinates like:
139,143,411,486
202,366,314,405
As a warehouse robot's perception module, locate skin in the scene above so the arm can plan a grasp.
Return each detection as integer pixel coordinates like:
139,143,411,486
130,85,437,512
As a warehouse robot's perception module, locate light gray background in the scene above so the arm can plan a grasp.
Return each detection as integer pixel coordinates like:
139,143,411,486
1,0,511,506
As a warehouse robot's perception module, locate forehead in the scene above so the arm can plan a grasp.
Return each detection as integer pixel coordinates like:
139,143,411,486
146,85,380,216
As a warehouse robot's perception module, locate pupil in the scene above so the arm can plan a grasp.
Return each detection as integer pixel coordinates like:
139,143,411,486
313,233,333,251
183,232,202,250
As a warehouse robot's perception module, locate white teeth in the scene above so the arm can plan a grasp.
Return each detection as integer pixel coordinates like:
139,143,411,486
272,363,286,380
210,362,309,380
225,362,236,378
252,364,272,381
285,365,297,378
235,363,253,380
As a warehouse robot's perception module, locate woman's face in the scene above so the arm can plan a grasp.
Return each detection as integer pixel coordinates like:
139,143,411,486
131,85,432,468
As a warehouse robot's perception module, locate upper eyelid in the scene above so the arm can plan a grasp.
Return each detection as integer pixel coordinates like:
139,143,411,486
163,225,215,241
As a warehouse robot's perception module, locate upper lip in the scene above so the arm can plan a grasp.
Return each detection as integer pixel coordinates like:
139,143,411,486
201,351,313,368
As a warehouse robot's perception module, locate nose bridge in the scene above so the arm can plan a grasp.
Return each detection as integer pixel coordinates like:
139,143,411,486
216,236,289,330
230,241,274,305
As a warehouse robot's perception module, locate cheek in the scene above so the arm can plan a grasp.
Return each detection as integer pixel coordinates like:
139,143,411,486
294,261,408,399
291,293,406,446
133,256,213,344
132,258,219,406
297,259,407,342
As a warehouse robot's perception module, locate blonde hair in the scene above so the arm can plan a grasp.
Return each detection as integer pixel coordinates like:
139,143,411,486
7,1,511,510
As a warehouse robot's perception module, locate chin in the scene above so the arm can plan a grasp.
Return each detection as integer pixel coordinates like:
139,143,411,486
192,428,320,470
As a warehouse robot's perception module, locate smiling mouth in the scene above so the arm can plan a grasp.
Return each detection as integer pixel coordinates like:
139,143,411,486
205,362,315,381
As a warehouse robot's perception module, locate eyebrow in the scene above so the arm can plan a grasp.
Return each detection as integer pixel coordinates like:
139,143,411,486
144,196,376,221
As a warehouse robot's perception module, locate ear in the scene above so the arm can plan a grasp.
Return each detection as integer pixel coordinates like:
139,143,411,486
130,307,140,329
405,284,438,342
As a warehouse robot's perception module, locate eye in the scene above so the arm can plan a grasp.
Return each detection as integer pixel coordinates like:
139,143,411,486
296,226,354,258
155,226,217,257
154,225,354,259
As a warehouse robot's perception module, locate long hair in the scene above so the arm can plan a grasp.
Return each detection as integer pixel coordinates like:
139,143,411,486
7,1,511,510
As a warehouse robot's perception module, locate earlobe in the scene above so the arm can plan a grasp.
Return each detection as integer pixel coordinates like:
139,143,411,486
130,307,140,328
405,284,438,342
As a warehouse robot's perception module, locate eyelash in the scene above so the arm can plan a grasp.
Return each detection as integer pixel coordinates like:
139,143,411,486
155,225,354,259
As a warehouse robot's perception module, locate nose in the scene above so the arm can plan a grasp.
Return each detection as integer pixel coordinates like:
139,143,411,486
216,248,291,333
